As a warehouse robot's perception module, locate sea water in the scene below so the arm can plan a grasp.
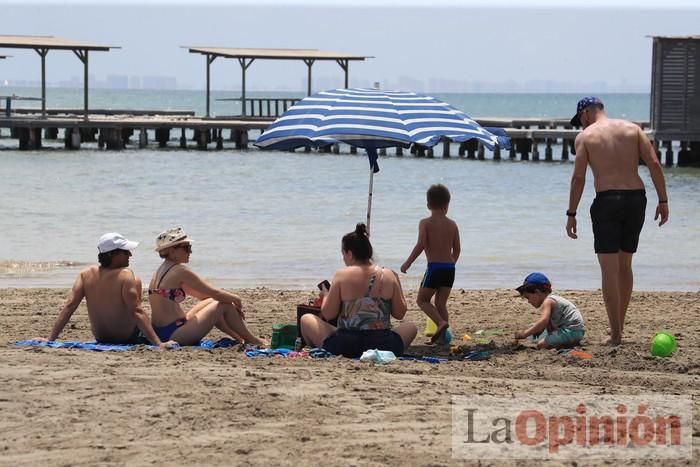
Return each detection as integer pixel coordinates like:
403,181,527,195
0,89,698,291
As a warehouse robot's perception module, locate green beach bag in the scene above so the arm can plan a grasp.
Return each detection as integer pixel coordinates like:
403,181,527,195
271,324,298,349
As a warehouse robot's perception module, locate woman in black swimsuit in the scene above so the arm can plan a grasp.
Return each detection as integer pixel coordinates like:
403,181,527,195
148,227,266,346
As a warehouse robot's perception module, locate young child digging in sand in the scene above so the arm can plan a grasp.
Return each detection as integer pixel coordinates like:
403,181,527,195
513,272,586,349
401,184,461,345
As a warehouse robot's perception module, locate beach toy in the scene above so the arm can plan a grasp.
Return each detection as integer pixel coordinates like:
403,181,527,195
425,317,437,336
650,332,676,357
463,334,471,341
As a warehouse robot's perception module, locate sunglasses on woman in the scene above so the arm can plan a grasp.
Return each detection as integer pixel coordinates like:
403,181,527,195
175,244,192,253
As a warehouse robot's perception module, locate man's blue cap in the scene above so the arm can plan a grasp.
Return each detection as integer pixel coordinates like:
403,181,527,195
516,272,552,293
570,96,604,127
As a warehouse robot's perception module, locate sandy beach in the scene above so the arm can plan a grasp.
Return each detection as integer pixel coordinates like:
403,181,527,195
0,287,698,466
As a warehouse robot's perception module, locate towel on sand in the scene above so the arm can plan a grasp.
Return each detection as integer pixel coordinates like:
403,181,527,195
15,337,239,351
244,347,334,359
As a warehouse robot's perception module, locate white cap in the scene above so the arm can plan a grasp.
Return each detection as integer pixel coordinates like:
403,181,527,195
97,232,139,253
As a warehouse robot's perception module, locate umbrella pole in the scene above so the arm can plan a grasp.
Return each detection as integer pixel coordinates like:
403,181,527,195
366,167,374,236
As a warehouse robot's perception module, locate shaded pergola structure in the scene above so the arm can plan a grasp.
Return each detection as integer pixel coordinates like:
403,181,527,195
185,47,373,117
0,35,118,118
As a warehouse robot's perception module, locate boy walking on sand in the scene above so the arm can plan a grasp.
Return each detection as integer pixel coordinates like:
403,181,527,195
401,184,461,344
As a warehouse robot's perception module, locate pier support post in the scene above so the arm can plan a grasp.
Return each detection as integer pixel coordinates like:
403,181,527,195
18,127,42,150
304,146,311,153
98,129,105,149
121,128,133,146
216,129,223,150
320,145,331,153
156,128,170,148
688,142,700,166
664,140,674,166
426,147,434,158
415,145,425,158
532,139,540,161
196,129,208,150
545,138,553,161
515,138,531,161
333,144,341,154
102,128,122,150
442,140,450,158
674,141,687,167
493,144,501,161
676,141,689,167
44,128,58,140
561,140,570,161
65,128,81,149
139,128,148,149
465,139,478,159
180,129,187,149
349,146,357,154
80,128,97,143
477,143,485,160
239,130,249,149
509,143,516,160
395,146,403,157
378,147,386,156
458,142,466,157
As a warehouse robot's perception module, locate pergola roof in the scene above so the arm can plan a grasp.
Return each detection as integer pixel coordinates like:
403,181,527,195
0,34,117,51
186,46,371,61
0,35,118,118
648,35,700,40
187,46,373,117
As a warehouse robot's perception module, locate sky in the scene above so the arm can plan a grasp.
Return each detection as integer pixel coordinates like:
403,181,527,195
1,0,699,92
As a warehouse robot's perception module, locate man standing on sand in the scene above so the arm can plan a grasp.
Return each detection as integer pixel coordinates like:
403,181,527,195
41,233,174,348
566,97,669,346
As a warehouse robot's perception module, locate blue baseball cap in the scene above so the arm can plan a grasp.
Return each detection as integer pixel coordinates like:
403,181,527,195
515,272,552,294
570,96,604,127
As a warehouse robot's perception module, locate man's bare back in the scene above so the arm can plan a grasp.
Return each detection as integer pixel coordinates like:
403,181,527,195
80,265,141,342
576,118,648,192
421,215,459,263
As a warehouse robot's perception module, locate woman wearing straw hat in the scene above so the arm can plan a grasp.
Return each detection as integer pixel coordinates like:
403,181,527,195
148,227,265,346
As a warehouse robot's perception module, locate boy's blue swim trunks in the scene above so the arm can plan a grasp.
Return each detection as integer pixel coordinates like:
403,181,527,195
420,262,455,289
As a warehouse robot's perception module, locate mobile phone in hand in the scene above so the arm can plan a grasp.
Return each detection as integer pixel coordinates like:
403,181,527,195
317,280,331,291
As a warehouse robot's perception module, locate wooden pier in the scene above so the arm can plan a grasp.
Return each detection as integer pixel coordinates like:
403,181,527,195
1,110,696,166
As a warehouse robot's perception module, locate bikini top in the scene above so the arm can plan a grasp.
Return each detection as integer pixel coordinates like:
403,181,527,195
337,267,392,331
148,264,186,303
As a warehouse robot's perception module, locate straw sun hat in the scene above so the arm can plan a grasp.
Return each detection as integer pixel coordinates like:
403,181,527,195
155,227,194,252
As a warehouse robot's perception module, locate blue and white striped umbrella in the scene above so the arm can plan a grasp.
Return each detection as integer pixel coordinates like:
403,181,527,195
255,88,510,233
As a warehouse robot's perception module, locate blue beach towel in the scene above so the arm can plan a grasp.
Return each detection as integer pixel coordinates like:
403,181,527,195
15,337,239,351
244,347,334,359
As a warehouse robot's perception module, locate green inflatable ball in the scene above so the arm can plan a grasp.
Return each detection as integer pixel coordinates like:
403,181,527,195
650,332,676,357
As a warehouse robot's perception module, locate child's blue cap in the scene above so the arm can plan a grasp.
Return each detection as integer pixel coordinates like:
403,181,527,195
570,96,604,127
516,272,552,294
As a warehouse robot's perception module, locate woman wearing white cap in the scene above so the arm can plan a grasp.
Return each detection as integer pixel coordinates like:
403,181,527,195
148,227,266,346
